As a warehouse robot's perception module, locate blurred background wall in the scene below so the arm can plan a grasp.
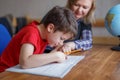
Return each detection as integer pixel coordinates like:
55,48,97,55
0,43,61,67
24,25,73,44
0,0,120,38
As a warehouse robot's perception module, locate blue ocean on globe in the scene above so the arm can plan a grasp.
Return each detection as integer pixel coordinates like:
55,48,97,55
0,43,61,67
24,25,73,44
105,4,120,37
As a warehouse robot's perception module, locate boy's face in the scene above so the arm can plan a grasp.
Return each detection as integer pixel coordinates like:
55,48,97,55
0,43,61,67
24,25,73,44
46,24,73,47
47,31,73,47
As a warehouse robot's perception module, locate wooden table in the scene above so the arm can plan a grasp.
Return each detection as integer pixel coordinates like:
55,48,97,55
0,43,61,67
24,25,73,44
0,45,120,80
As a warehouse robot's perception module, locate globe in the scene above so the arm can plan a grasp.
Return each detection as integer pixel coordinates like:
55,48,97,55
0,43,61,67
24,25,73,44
105,4,120,51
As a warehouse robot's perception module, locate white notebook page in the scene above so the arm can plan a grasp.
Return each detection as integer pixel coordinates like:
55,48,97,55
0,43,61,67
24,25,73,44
6,56,84,78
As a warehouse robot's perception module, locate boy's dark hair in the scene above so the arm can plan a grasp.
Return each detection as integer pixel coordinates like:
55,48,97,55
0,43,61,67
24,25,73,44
41,6,78,39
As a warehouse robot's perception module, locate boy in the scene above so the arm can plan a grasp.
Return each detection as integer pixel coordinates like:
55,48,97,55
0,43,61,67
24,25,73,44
0,6,78,72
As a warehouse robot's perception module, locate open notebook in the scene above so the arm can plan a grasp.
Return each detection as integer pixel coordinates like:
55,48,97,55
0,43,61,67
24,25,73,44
6,56,84,78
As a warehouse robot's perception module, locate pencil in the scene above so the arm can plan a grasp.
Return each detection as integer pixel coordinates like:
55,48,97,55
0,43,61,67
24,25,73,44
64,49,82,55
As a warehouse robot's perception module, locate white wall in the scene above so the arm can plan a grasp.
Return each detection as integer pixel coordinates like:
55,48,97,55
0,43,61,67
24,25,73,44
95,0,120,18
0,0,67,18
93,0,120,37
0,0,120,37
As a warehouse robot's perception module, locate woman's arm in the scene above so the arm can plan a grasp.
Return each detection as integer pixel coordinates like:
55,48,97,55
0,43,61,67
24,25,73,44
74,29,92,50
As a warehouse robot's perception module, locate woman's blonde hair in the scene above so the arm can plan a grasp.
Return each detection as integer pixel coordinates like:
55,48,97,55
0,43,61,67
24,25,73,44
66,0,96,24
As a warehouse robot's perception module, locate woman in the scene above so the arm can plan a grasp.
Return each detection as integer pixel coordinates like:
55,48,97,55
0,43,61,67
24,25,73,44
61,0,96,52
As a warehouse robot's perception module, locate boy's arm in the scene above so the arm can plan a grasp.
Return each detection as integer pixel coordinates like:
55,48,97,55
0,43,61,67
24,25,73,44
19,43,66,69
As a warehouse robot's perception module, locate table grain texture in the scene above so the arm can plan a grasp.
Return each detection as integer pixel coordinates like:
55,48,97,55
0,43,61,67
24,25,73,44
0,45,120,80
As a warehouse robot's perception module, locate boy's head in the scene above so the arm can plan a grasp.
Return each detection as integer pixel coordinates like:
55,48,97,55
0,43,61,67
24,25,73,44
41,6,78,47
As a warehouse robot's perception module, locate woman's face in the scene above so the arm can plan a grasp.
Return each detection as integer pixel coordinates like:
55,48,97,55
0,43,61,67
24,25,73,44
71,0,92,20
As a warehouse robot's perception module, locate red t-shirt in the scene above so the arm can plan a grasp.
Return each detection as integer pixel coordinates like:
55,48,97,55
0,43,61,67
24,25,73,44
0,21,48,72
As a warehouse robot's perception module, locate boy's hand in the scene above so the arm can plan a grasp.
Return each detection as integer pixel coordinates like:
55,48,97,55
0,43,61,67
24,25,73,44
49,46,67,63
50,51,67,63
55,51,67,63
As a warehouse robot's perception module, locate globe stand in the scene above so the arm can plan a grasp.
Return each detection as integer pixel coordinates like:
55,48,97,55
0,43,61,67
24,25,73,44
111,44,120,51
111,36,120,51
